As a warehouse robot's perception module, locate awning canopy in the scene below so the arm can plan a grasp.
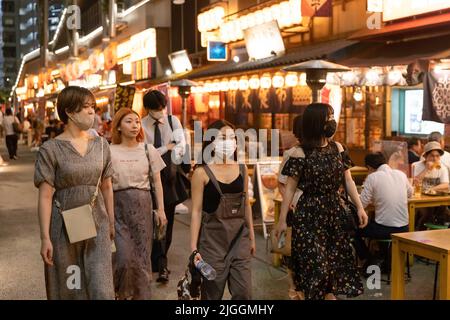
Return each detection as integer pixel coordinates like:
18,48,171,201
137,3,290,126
330,34,450,67
183,39,357,80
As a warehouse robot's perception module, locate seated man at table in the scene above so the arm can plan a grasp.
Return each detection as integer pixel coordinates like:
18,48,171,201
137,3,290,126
354,152,413,269
407,137,422,165
412,141,450,229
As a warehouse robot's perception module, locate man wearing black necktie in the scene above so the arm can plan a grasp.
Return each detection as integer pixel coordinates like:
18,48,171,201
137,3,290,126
142,90,189,283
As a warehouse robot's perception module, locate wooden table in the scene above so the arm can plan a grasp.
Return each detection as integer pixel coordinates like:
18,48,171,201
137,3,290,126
391,229,450,300
407,194,450,232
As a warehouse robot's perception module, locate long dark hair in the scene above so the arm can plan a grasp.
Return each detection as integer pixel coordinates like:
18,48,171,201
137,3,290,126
301,103,333,151
292,115,302,142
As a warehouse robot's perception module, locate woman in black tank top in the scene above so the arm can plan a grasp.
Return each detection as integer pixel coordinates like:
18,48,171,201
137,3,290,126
190,120,255,300
202,173,244,213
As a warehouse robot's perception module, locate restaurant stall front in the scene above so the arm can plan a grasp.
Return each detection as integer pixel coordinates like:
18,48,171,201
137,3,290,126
330,1,450,167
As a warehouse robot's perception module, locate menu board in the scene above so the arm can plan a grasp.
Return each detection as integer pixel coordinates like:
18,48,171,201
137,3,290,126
114,85,136,112
254,160,282,226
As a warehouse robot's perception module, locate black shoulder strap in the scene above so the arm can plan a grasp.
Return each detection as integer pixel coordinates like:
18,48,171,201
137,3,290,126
337,144,350,201
144,144,155,191
239,163,246,178
168,115,174,131
203,165,223,196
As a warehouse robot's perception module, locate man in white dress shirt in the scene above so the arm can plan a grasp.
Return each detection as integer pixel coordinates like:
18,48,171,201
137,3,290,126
141,90,189,283
354,153,413,266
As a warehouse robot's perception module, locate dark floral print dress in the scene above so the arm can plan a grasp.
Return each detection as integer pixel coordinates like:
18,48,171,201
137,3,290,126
281,141,363,300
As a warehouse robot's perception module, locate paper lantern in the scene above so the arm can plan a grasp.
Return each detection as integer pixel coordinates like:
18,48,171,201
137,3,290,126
229,77,239,91
239,76,249,91
249,75,260,90
211,79,221,92
299,73,307,86
260,73,272,89
272,73,285,88
220,79,229,91
204,81,213,93
285,72,298,87
279,2,291,28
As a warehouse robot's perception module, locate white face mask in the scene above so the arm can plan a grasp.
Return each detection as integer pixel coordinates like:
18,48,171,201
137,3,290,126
67,112,94,131
214,139,236,160
150,110,164,120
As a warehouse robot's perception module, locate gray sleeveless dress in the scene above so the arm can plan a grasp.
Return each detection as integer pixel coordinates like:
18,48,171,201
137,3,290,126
34,137,115,300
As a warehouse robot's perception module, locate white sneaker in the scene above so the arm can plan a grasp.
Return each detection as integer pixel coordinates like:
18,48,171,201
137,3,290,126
175,203,189,214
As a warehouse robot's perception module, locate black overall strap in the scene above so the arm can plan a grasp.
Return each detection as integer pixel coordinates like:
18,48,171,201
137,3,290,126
203,165,223,196
239,163,246,179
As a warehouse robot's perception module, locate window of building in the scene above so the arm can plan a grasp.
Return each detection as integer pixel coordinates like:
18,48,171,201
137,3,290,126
2,1,15,13
3,17,15,27
3,46,16,58
3,31,16,43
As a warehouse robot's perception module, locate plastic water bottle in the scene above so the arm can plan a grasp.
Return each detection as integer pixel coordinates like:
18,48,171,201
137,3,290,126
195,259,217,280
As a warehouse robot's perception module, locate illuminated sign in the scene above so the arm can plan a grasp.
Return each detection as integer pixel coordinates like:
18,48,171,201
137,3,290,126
130,28,156,62
117,40,131,59
168,50,193,74
367,0,383,12
244,21,285,60
383,0,450,21
207,41,228,61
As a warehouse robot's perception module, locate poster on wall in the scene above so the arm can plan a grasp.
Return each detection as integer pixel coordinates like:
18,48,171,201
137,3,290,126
114,85,136,112
254,160,282,239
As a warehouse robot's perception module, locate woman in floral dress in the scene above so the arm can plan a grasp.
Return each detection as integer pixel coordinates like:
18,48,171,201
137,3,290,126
275,103,368,300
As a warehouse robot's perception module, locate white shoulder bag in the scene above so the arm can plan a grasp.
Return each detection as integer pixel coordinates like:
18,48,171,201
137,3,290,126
55,140,103,244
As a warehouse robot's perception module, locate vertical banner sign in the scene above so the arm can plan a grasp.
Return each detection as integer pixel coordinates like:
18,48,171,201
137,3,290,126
302,0,332,17
114,85,136,112
423,71,450,124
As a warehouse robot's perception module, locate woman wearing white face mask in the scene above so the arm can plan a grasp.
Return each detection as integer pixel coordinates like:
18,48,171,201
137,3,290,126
190,120,255,300
34,86,115,299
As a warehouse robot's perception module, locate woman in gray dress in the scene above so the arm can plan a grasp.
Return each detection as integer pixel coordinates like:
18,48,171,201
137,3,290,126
110,108,166,300
35,86,115,300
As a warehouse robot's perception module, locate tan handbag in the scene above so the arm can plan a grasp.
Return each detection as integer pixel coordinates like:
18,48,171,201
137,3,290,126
270,227,292,257
56,140,103,244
